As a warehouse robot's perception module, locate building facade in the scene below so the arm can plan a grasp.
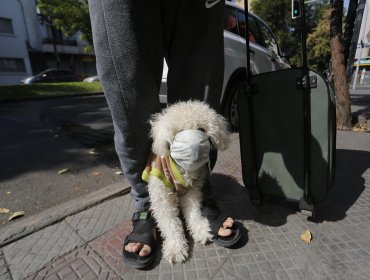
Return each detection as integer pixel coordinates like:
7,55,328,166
0,0,96,85
353,0,370,86
0,0,33,84
355,0,370,58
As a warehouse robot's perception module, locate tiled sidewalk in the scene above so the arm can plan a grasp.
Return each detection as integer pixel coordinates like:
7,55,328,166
1,131,370,280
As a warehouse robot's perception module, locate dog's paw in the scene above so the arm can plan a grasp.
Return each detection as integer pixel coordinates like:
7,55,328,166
163,242,188,264
192,230,213,245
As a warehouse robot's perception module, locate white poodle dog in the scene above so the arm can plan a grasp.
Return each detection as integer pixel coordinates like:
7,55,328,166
143,100,235,264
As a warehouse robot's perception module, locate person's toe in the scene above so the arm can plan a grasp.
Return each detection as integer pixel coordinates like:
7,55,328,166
125,243,143,253
223,217,234,228
139,244,152,257
218,227,232,237
217,217,235,236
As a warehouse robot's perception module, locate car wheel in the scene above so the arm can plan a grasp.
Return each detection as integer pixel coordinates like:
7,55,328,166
224,79,244,132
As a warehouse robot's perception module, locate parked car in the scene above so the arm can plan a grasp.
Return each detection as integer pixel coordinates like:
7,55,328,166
83,75,100,82
21,69,79,84
159,1,290,130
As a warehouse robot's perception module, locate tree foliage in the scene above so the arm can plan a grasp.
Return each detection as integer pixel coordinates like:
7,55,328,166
252,0,330,68
307,8,331,71
37,0,92,52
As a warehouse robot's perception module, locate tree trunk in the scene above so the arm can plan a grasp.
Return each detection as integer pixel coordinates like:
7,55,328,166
330,0,352,130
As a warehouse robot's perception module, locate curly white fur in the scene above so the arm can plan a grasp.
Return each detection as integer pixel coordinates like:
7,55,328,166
147,101,230,264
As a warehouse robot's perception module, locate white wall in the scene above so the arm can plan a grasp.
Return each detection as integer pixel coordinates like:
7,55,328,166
0,0,32,84
355,0,370,59
20,0,42,50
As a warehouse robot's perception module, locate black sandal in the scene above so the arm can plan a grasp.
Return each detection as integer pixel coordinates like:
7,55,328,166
122,211,157,269
202,200,241,247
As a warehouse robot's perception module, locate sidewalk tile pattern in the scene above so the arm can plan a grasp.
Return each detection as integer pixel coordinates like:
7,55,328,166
26,245,117,280
0,250,11,280
213,134,243,184
2,221,84,280
1,132,370,279
88,221,132,276
89,221,232,279
66,194,133,242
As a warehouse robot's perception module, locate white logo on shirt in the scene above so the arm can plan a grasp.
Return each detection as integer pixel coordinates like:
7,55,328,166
205,0,221,8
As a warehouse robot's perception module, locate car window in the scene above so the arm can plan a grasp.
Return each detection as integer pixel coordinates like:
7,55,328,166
257,21,279,55
54,70,71,76
61,70,73,75
224,7,238,35
235,11,261,45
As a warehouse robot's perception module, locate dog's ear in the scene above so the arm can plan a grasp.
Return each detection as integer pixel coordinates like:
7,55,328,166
206,113,231,151
150,112,172,156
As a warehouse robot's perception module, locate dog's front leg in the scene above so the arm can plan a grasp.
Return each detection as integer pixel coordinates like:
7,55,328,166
148,177,188,264
180,186,213,245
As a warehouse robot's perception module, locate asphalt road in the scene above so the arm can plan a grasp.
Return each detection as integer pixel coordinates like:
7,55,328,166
0,96,121,227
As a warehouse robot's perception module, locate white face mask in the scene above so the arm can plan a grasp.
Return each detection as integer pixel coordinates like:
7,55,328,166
170,129,211,172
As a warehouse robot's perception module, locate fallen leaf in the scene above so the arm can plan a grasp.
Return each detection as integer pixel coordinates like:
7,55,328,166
89,149,96,155
300,230,312,244
8,211,25,221
6,191,11,195
58,168,70,174
115,171,123,175
92,171,101,176
0,208,10,214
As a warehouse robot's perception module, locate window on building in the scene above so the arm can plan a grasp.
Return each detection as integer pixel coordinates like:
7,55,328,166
0,17,14,35
0,58,26,73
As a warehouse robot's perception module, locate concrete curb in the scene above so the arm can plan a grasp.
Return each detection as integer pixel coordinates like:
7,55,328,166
0,179,130,247
0,91,104,104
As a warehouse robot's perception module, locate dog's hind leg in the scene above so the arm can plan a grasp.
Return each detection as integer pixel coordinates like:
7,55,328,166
148,177,188,264
180,187,213,245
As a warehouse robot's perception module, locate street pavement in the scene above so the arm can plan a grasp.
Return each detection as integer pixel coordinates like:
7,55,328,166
0,96,121,227
0,90,369,279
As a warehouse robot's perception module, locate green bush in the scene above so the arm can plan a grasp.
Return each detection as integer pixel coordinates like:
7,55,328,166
0,82,103,102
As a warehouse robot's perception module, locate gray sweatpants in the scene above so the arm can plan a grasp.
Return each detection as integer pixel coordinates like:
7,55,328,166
88,0,224,210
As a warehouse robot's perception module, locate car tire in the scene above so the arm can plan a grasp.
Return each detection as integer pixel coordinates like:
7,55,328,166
224,79,244,132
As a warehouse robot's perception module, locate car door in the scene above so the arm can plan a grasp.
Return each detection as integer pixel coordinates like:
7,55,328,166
235,10,276,74
255,18,290,70
40,71,55,83
223,6,274,97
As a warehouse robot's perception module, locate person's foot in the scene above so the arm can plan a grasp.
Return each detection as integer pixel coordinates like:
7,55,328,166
122,211,157,269
202,200,241,247
218,217,235,237
124,229,155,257
124,217,235,258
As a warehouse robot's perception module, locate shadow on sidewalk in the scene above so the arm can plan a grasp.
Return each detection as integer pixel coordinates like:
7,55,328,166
210,148,369,226
209,173,295,227
351,94,370,120
310,149,368,223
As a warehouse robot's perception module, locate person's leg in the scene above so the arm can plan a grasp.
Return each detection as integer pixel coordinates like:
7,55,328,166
163,0,225,112
88,0,163,262
163,0,239,243
89,0,163,209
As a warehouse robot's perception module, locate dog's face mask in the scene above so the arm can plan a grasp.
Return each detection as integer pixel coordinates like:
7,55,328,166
170,129,210,172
